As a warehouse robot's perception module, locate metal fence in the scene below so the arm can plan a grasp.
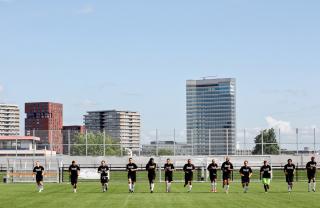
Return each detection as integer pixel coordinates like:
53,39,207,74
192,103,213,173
2,128,319,157
2,155,315,183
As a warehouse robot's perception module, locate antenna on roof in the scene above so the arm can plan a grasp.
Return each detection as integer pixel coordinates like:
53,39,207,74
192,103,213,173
201,76,217,80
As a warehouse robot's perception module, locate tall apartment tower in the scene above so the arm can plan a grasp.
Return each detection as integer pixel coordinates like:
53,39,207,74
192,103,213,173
25,102,63,153
84,110,140,150
186,78,236,155
0,104,20,136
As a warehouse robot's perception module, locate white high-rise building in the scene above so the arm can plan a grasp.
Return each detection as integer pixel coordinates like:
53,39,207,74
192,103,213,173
0,104,20,136
84,110,140,151
186,78,236,155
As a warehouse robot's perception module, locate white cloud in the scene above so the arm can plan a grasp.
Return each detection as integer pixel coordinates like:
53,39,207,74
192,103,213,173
0,84,3,94
265,116,293,134
75,4,95,15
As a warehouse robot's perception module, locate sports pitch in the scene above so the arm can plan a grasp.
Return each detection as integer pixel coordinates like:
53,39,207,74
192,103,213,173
0,181,318,208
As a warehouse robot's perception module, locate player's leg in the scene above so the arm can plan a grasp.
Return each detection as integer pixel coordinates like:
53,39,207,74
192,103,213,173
290,176,294,191
245,181,249,193
165,179,168,192
167,175,173,192
188,180,192,192
131,175,136,193
210,178,214,192
150,177,155,193
39,180,44,192
222,179,226,190
226,178,230,193
287,176,293,192
242,182,245,193
308,176,312,192
72,178,77,193
184,175,188,187
211,178,217,192
313,177,316,192
106,178,109,191
36,181,40,192
128,178,132,192
262,178,268,193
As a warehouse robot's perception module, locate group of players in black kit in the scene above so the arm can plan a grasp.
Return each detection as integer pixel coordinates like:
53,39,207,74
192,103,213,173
32,156,318,194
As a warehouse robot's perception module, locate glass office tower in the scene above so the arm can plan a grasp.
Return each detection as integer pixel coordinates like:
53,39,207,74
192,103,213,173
186,78,236,155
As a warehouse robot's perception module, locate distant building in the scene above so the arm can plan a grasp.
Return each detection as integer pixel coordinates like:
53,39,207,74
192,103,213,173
62,125,85,155
281,147,318,155
142,140,192,156
0,104,20,136
25,102,63,154
186,78,236,155
84,110,140,150
0,135,56,156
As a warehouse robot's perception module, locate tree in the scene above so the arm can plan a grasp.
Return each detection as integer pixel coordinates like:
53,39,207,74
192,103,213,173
252,128,280,155
158,148,174,156
71,132,121,156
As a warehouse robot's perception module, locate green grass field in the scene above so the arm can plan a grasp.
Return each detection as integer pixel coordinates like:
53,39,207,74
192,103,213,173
0,181,318,208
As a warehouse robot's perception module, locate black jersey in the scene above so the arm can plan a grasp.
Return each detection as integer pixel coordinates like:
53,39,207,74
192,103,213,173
221,161,233,174
284,164,295,176
69,165,80,177
164,163,175,173
207,163,218,176
146,163,157,175
33,166,44,176
260,165,272,178
239,166,253,178
126,163,138,174
183,164,195,174
306,161,317,174
98,165,109,177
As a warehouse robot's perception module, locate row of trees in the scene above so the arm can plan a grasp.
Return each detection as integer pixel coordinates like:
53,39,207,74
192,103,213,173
70,128,280,156
71,132,121,156
252,128,280,155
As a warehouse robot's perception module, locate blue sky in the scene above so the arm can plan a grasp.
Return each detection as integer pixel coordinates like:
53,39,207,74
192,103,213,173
0,0,320,141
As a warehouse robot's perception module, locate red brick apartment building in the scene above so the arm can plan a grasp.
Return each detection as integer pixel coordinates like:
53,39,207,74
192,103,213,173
25,102,63,153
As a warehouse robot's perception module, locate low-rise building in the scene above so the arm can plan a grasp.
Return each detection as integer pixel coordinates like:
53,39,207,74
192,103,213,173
0,136,56,156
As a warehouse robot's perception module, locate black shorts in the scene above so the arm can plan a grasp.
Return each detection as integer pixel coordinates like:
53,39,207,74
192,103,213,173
36,175,43,183
210,174,217,182
223,173,231,180
148,174,156,183
101,175,109,184
185,173,193,182
286,175,294,183
308,172,316,180
70,176,78,185
241,177,250,184
165,173,173,182
128,173,136,182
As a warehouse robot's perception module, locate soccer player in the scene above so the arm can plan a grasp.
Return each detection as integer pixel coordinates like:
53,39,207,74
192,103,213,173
260,160,272,193
164,158,175,193
126,158,138,193
146,158,157,193
183,159,195,192
69,160,80,193
284,159,296,193
239,160,253,193
221,157,233,194
306,156,317,192
32,161,45,192
98,160,109,192
207,159,218,192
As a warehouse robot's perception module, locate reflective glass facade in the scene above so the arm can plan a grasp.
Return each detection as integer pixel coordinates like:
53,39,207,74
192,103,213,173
186,78,236,155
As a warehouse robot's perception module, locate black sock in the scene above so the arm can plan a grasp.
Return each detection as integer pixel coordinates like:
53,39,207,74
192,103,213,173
264,185,267,192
